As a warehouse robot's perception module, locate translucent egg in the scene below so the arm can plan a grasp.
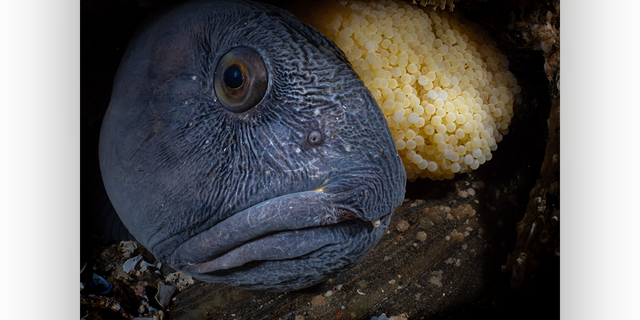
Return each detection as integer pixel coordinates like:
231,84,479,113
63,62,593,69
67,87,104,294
393,111,404,123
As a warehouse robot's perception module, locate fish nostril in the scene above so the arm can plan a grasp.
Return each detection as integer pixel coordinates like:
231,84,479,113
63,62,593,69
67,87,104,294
308,130,323,146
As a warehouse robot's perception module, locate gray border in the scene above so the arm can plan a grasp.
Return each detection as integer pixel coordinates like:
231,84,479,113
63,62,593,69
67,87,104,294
563,0,638,319
0,0,79,318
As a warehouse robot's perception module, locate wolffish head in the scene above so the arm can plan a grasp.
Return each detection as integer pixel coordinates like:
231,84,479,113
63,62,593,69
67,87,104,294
99,0,405,291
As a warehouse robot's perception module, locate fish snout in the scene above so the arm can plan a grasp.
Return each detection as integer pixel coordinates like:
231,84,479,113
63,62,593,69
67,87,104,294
168,189,392,290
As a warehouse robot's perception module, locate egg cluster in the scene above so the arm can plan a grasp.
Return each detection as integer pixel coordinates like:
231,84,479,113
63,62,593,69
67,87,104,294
307,0,520,180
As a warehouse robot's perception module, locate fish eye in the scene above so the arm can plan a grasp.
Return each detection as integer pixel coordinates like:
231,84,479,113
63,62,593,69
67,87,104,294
214,47,268,113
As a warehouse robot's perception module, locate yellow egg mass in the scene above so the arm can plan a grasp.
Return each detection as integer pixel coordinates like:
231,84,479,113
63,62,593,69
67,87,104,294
301,0,520,181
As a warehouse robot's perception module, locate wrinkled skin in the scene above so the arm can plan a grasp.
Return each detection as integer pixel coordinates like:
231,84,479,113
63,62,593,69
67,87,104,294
99,0,406,291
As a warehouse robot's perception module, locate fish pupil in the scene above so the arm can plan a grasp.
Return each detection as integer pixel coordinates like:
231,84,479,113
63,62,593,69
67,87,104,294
223,64,244,89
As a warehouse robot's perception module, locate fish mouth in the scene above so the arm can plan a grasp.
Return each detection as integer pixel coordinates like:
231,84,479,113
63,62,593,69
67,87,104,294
168,188,391,278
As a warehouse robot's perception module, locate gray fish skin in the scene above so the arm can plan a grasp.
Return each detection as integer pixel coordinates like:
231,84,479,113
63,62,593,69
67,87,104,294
99,0,406,291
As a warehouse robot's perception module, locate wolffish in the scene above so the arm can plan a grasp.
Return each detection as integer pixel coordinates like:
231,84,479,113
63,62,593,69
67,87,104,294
99,0,405,291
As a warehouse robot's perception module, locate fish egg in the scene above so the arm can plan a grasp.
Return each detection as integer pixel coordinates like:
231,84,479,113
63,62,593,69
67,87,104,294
425,104,436,115
383,100,394,111
433,133,444,144
464,154,473,165
409,96,420,107
424,125,435,135
393,111,404,123
398,57,409,68
412,154,422,164
352,48,363,59
365,40,376,51
445,123,456,132
444,102,454,113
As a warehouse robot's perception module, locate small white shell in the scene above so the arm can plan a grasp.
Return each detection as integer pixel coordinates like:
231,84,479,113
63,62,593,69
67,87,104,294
123,255,143,273
155,283,177,308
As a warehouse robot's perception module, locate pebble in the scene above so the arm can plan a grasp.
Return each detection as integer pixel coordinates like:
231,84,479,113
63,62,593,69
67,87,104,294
118,241,138,258
311,295,326,306
429,270,444,287
396,220,410,232
165,272,194,291
450,230,464,241
452,204,476,219
370,313,389,320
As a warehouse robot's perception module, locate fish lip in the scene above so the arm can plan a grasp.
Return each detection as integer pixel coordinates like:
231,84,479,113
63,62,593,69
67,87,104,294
178,218,379,275
167,187,392,273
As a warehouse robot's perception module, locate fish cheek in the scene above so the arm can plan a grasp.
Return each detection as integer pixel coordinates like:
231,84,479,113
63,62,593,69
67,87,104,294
146,31,199,85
